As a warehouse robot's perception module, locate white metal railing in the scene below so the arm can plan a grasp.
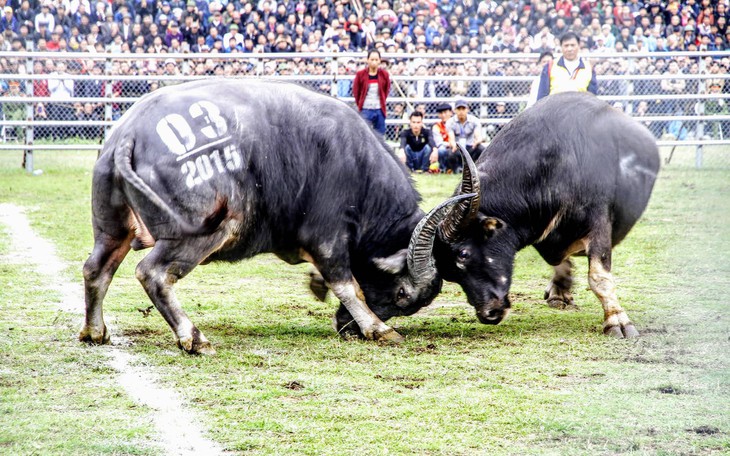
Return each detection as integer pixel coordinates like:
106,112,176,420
1,50,729,169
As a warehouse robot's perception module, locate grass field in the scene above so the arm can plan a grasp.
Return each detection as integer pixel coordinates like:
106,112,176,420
1,147,729,455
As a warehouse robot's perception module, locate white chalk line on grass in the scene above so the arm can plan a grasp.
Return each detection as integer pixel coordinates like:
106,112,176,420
0,203,225,456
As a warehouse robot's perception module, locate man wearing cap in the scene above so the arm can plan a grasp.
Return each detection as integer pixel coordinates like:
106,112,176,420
221,23,242,49
432,102,460,173
208,9,226,36
537,31,598,101
157,1,172,22
600,23,616,48
705,80,728,139
353,49,391,135
55,5,74,35
447,99,486,162
35,3,55,33
0,6,18,34
164,20,183,47
120,11,134,41
182,0,197,20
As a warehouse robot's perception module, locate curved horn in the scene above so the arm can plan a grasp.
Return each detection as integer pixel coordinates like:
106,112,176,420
407,193,477,286
439,144,481,243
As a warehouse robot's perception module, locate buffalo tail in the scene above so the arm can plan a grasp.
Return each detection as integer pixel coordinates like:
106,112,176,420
113,139,228,236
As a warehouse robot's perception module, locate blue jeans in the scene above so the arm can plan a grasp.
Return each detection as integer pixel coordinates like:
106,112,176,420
360,108,386,135
405,144,431,172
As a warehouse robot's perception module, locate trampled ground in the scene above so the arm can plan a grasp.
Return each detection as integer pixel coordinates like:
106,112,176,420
0,148,728,455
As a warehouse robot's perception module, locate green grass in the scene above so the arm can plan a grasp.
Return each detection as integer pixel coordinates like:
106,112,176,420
0,147,728,455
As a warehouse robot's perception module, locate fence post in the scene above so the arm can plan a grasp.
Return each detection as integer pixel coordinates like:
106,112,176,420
23,55,34,174
695,120,705,169
104,57,113,148
330,58,338,98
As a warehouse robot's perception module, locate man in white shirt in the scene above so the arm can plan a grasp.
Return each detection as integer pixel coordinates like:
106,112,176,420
47,61,75,139
34,3,55,32
222,23,243,49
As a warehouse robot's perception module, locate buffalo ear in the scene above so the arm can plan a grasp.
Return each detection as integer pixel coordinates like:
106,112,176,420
478,214,505,239
373,249,408,274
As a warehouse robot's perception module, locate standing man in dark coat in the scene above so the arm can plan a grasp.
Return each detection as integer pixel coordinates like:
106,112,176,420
352,49,390,136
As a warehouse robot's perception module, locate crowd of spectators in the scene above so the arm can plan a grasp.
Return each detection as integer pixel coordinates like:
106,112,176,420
0,0,728,141
0,0,728,55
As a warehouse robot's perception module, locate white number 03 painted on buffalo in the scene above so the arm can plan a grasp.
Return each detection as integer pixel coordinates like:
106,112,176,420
155,101,242,189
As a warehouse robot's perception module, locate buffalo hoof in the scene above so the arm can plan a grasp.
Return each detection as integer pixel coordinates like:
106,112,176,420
546,298,579,311
603,324,640,338
176,337,216,355
374,327,405,344
79,325,110,345
176,328,216,355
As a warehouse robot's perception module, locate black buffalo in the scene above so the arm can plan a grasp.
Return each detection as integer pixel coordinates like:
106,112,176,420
80,79,470,354
435,92,660,337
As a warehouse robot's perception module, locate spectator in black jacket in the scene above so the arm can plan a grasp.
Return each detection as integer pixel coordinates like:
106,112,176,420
399,110,437,173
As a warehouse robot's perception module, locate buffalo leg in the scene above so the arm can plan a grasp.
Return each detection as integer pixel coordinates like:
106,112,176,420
332,303,361,338
586,243,639,338
306,245,404,342
134,238,224,355
308,268,329,302
80,231,134,345
327,280,404,343
544,259,577,310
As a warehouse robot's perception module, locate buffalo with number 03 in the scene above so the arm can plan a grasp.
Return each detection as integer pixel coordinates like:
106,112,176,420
80,79,473,354
434,92,660,338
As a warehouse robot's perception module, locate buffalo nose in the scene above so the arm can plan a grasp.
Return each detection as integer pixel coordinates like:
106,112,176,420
476,308,505,325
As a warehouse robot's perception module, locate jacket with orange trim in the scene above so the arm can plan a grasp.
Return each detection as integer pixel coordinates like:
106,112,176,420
536,57,597,101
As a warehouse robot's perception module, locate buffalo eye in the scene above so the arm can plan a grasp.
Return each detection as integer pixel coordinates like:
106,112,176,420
457,249,470,261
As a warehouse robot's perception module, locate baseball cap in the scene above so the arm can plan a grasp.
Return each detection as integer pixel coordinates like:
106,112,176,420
454,99,469,109
435,103,452,112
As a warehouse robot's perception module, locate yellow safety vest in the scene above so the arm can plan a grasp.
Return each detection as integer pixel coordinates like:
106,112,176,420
548,58,594,95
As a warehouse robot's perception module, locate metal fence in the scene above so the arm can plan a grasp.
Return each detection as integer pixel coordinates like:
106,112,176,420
1,50,729,171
